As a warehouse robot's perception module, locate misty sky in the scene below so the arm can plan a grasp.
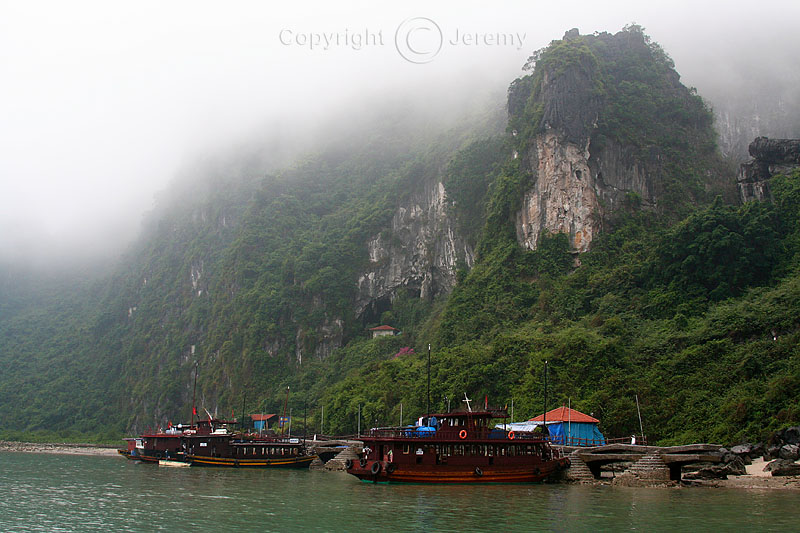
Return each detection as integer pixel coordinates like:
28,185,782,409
1,0,798,266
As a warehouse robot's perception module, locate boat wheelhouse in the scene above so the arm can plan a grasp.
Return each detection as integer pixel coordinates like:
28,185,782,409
346,407,569,483
118,423,196,463
117,419,227,463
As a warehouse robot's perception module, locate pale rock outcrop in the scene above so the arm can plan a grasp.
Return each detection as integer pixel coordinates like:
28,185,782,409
517,133,598,252
356,179,473,320
514,30,661,253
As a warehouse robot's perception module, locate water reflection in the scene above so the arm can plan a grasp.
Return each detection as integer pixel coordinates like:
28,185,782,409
0,452,796,532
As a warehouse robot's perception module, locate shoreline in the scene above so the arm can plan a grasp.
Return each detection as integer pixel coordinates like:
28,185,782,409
685,458,800,491
3,440,798,490
0,440,120,457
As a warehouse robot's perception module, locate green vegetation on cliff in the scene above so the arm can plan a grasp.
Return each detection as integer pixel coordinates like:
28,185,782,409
0,27,798,446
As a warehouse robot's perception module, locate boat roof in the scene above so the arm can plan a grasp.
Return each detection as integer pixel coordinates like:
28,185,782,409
427,408,509,419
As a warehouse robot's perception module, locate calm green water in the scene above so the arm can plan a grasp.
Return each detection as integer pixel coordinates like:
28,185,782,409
0,452,796,532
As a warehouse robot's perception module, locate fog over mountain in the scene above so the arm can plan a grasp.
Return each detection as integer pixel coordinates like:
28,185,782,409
1,0,798,268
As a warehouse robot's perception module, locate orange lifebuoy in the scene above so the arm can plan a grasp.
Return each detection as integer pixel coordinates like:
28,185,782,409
459,429,467,440
508,431,515,440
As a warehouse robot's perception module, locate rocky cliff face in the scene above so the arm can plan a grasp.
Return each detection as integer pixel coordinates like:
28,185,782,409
738,137,800,202
356,178,473,320
516,131,660,252
511,28,711,253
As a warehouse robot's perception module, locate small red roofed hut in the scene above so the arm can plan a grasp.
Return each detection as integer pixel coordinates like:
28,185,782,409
369,325,398,338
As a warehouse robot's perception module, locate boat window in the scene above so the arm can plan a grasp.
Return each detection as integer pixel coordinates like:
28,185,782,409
403,444,410,454
262,447,265,454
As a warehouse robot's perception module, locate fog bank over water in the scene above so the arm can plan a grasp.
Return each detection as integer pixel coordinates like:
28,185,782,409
1,1,798,268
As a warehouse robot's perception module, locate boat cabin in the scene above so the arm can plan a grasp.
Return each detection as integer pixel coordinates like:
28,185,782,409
359,408,553,469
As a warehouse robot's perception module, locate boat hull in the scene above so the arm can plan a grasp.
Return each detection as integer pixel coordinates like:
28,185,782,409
186,454,317,468
117,449,163,463
348,457,569,483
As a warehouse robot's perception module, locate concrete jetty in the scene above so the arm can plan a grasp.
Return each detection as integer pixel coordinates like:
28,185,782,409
560,443,723,483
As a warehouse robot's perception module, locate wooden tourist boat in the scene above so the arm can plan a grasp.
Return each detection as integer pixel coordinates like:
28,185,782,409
184,430,317,468
118,423,195,463
120,418,317,468
346,407,569,483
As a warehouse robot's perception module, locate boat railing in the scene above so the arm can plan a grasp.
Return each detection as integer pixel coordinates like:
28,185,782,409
541,435,647,447
364,427,549,442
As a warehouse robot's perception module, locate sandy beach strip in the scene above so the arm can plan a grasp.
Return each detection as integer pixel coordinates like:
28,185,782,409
0,440,120,457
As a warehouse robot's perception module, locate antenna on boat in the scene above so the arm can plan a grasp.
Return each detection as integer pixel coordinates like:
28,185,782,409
191,362,198,427
462,393,472,413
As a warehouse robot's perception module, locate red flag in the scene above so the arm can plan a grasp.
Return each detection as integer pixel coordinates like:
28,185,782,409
485,395,488,409
192,406,197,416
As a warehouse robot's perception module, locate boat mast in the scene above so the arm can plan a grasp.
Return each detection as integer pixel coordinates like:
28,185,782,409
426,344,431,421
191,362,198,427
240,393,246,432
281,386,290,435
543,360,548,437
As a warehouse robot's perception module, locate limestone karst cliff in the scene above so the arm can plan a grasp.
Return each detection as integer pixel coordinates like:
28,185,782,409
356,178,474,321
509,27,720,253
738,137,800,202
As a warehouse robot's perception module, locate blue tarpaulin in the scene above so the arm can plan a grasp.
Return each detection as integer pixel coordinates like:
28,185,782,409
546,421,605,446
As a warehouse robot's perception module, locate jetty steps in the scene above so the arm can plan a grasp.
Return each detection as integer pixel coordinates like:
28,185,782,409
561,443,723,484
305,438,363,471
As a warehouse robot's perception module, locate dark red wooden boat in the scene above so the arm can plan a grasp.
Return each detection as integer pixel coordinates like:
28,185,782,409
120,418,316,468
118,423,196,463
183,430,317,468
346,408,569,483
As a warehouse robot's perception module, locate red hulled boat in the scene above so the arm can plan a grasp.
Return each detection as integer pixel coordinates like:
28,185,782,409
346,407,569,483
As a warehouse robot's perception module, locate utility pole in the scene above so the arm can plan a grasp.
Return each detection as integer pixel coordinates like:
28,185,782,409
635,394,644,441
